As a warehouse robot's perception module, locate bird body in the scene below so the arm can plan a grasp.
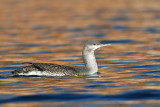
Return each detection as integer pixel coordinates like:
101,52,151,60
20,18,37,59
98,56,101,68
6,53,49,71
12,40,110,76
13,63,80,76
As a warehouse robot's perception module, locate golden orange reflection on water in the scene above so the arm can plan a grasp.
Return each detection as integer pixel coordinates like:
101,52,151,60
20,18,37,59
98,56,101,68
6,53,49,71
0,0,160,106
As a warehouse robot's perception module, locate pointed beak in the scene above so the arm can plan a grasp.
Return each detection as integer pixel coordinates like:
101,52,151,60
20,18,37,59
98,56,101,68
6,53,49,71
100,44,111,47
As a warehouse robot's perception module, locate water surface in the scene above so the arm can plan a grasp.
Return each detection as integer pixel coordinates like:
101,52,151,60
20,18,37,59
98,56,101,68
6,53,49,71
0,0,160,106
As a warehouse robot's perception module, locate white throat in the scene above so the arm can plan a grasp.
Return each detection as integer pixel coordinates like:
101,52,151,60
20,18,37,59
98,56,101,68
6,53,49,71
82,48,98,74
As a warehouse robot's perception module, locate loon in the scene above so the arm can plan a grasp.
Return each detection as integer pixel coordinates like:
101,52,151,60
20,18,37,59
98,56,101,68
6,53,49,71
12,40,110,76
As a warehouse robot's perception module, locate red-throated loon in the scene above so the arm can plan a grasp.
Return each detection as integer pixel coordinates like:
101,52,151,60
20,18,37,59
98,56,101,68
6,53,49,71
12,40,111,76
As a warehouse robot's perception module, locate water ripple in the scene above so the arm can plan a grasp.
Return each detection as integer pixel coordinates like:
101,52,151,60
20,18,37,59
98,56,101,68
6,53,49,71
101,40,140,44
0,89,159,104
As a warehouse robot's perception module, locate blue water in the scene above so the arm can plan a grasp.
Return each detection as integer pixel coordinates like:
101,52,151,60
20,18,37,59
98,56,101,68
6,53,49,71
0,4,160,107
0,33,160,106
0,89,159,104
0,47,160,106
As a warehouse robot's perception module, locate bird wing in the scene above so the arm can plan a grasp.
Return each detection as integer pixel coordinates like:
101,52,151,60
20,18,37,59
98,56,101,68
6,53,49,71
31,63,77,72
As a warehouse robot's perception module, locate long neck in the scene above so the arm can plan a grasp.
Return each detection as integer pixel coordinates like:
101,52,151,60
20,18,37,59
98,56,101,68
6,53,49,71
82,47,98,74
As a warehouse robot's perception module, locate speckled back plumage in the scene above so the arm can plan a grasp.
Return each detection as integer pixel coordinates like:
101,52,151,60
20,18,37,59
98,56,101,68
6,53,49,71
12,63,82,76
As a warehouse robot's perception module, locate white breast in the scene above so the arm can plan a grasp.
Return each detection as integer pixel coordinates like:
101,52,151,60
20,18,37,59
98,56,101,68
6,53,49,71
17,71,67,76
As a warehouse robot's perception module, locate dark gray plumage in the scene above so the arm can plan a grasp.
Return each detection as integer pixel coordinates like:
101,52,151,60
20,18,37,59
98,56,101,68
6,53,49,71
12,40,110,76
12,63,85,76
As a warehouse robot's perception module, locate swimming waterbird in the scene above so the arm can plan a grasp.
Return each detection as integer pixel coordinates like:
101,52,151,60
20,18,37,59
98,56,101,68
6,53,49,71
12,40,110,76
